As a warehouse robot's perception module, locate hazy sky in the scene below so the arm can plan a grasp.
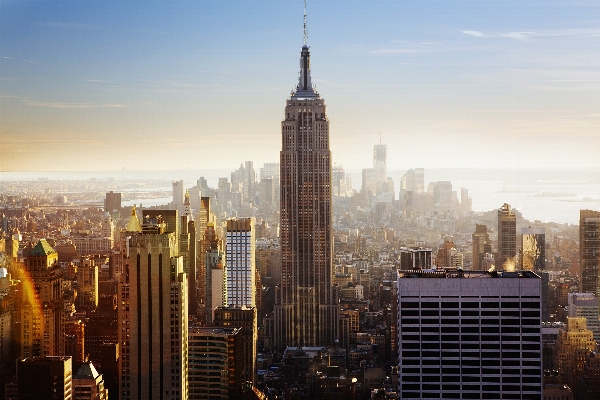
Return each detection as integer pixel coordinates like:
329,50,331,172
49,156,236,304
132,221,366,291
1,1,599,172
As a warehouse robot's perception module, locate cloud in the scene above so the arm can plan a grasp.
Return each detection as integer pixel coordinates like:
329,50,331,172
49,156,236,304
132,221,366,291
462,27,600,41
24,98,125,108
2,56,13,60
462,30,484,37
85,79,109,83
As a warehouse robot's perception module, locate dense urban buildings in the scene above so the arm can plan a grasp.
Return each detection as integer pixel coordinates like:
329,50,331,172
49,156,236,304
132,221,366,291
397,269,543,399
274,34,339,347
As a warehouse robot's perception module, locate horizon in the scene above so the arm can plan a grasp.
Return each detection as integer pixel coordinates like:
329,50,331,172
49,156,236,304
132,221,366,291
2,1,599,172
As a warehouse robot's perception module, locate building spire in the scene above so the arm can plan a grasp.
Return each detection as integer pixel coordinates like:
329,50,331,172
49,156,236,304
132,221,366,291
303,0,308,45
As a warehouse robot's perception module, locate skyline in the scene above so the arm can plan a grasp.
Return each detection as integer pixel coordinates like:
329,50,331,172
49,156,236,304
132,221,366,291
1,1,600,172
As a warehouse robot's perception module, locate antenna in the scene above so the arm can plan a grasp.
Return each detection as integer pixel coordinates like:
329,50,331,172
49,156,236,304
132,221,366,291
303,0,308,45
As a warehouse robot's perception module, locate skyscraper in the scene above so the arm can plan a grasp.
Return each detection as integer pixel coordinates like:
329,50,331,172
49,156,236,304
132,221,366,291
580,209,600,296
226,218,256,308
16,239,64,358
275,10,339,347
472,224,492,271
397,269,543,399
172,180,185,214
497,203,517,269
521,226,545,271
118,215,188,400
104,191,121,214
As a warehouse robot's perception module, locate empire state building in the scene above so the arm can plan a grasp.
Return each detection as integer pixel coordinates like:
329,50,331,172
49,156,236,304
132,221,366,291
274,23,339,347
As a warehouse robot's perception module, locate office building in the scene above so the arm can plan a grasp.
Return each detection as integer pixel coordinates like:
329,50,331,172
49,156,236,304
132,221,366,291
580,210,600,296
568,292,600,340
432,181,453,210
399,247,432,271
203,221,225,325
188,326,244,400
172,180,185,214
73,361,109,400
401,168,425,195
521,226,545,271
397,269,542,399
214,306,257,389
118,215,188,400
275,17,339,348
104,191,121,214
498,203,517,269
16,239,64,358
472,224,492,271
16,356,73,399
461,188,472,214
226,218,256,308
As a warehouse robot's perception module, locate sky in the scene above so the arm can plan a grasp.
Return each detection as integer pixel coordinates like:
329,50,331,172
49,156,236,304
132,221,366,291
1,1,599,172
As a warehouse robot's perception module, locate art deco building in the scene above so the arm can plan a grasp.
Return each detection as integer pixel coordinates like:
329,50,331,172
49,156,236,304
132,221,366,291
580,209,600,296
118,215,188,400
15,239,64,358
497,203,517,269
274,24,339,348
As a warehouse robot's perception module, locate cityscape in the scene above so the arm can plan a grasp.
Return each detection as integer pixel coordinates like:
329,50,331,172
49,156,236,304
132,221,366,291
1,1,600,400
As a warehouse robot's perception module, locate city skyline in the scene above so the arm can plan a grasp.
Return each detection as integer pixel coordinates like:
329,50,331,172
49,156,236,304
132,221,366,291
2,1,599,172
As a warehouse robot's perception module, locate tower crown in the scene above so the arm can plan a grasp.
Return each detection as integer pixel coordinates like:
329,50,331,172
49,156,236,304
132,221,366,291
291,1,319,99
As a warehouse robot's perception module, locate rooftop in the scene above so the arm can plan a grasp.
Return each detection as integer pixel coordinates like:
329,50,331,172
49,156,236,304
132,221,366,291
29,239,56,256
398,269,540,279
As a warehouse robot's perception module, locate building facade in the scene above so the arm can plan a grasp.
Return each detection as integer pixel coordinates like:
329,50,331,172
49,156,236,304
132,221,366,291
225,218,256,308
521,226,546,271
118,217,188,400
275,36,339,348
397,269,543,399
580,210,600,296
497,203,517,269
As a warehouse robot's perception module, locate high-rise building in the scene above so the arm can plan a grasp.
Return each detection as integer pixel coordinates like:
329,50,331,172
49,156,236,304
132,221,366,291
172,180,185,214
224,218,257,386
15,239,64,358
203,222,225,325
472,224,492,270
16,356,73,399
188,326,244,400
521,226,545,271
214,306,257,390
497,203,517,269
397,269,543,399
400,168,424,195
373,143,387,187
567,292,600,340
580,209,600,296
226,218,256,308
104,191,121,214
275,17,339,348
460,187,472,214
118,215,188,400
73,361,109,400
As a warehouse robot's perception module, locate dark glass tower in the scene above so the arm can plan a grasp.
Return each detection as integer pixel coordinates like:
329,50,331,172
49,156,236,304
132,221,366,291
274,41,339,347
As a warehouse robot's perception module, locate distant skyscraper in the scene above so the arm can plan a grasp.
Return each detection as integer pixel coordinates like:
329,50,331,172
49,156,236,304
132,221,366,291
401,168,425,195
521,226,545,271
472,224,492,270
104,191,121,213
580,209,600,296
260,162,280,184
118,216,188,400
373,142,387,188
460,187,472,213
203,222,225,325
172,180,185,213
568,292,600,340
497,203,517,269
275,18,339,347
397,269,543,399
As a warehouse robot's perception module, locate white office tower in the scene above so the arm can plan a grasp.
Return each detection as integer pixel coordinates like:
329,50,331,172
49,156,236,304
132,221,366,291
118,215,188,400
225,218,256,307
568,292,600,341
397,269,542,400
172,180,185,214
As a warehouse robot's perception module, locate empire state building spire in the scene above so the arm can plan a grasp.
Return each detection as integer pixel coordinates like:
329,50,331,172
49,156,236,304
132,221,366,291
292,0,318,99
